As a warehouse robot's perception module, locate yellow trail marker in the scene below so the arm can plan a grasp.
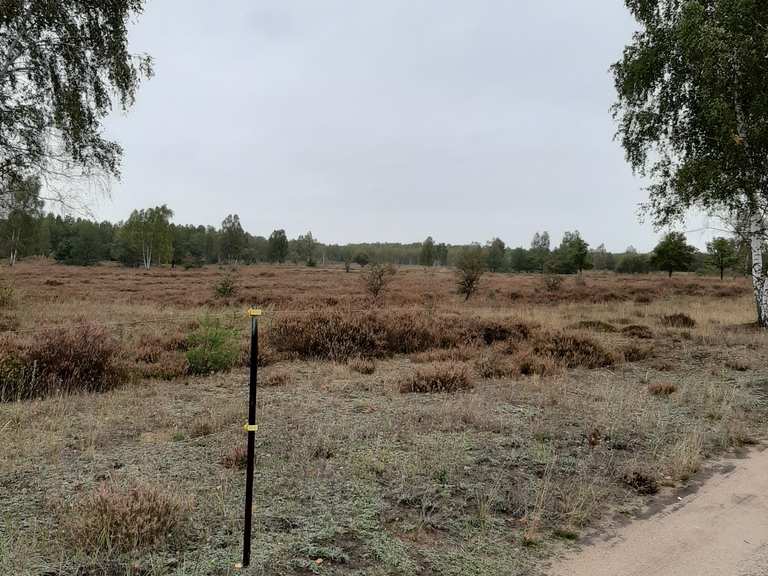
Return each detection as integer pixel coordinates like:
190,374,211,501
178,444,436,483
243,424,259,432
247,308,262,317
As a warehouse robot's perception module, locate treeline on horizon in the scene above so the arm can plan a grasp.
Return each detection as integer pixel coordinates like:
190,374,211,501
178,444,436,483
2,211,751,279
0,183,751,278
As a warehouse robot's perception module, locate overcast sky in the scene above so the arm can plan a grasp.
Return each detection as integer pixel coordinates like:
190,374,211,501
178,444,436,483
99,1,715,252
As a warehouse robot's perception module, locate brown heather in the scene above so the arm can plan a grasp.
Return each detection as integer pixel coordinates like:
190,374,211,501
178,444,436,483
64,482,193,554
399,361,473,393
1,262,767,575
0,323,126,401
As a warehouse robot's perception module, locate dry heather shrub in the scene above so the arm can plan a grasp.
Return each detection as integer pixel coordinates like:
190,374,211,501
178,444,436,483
475,349,514,379
0,323,126,401
65,482,192,554
620,465,659,495
262,368,293,387
221,445,247,469
620,343,654,362
348,356,376,374
569,320,617,333
661,313,696,328
0,283,16,308
0,310,19,332
648,382,677,396
410,346,477,363
533,332,616,369
136,351,189,380
399,362,472,393
724,358,751,372
512,350,560,377
269,310,536,361
621,324,654,339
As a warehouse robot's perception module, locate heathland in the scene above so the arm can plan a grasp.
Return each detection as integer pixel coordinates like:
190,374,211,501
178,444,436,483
1,261,766,576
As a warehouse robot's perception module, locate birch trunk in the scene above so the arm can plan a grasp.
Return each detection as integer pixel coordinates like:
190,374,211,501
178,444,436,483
749,211,768,327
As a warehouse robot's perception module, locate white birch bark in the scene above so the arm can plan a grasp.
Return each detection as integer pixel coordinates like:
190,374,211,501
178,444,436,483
749,210,768,327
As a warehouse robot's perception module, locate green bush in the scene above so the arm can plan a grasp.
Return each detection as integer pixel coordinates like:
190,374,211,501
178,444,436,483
185,318,240,375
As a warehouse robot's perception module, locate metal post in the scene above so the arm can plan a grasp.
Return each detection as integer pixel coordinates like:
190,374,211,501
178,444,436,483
243,308,261,567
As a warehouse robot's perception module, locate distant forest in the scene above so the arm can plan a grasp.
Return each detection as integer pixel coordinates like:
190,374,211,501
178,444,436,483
0,183,750,278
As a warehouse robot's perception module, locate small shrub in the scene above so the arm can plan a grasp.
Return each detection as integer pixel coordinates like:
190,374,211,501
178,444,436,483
621,468,659,495
399,362,472,393
136,351,189,380
361,263,396,303
542,275,563,293
262,368,293,387
455,247,486,301
0,310,19,332
621,324,654,339
533,332,616,369
64,482,192,554
0,284,16,308
475,350,513,379
221,445,248,469
661,313,696,328
621,344,653,362
648,382,677,396
348,357,376,375
185,318,240,375
0,323,126,401
213,272,238,299
513,350,560,377
724,358,750,372
569,320,617,333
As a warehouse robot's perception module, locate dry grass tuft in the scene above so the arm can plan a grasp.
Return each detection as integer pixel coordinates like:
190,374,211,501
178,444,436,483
569,320,618,333
621,343,654,362
262,368,293,387
661,313,696,328
63,481,193,554
724,358,751,372
348,356,376,375
533,332,617,369
399,361,473,393
221,445,248,469
512,350,561,377
648,382,677,396
474,349,514,378
621,324,654,339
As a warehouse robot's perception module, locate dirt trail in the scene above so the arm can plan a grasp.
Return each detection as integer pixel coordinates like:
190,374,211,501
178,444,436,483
550,448,768,576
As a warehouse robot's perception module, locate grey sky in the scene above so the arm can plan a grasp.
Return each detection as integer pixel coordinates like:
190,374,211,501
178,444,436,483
99,1,713,252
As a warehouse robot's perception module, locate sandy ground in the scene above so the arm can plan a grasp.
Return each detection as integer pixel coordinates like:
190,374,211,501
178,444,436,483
550,448,768,576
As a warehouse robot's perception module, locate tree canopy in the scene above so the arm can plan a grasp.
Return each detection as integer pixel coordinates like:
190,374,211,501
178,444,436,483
1,1,152,190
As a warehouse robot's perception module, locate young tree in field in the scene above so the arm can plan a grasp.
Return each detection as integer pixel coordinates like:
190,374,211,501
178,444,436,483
0,2,152,201
353,252,370,268
486,238,506,272
455,246,487,301
435,243,449,267
615,246,650,274
650,232,696,278
296,231,317,266
614,0,768,325
267,229,288,263
529,231,551,272
361,263,396,304
707,237,738,281
120,205,174,269
560,231,590,274
220,214,246,264
419,236,435,267
0,175,42,265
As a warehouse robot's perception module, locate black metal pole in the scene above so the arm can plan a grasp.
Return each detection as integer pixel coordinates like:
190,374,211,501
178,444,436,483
243,309,259,567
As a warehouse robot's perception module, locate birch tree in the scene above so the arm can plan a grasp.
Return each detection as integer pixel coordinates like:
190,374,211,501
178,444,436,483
0,175,42,265
614,0,768,326
0,1,152,205
120,206,173,269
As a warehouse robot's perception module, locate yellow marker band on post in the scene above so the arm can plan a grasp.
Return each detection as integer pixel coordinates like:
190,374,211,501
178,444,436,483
247,308,263,317
243,424,259,432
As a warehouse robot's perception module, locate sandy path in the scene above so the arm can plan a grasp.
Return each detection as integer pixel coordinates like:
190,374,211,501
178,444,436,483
550,448,768,576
